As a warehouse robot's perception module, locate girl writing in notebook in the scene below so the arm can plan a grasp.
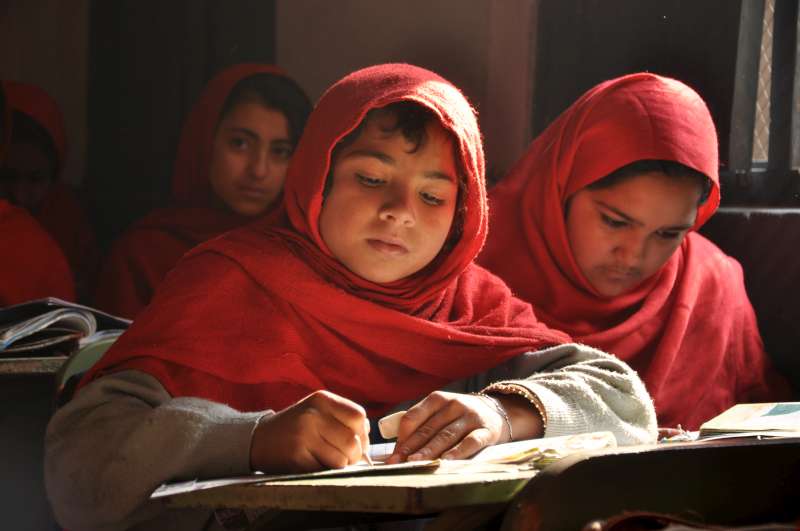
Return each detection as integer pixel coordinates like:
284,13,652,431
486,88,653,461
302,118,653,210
93,63,312,318
479,73,791,430
46,64,656,531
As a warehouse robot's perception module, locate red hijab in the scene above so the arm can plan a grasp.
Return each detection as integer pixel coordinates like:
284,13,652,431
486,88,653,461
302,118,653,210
82,64,570,416
3,81,99,297
0,199,75,305
479,73,790,429
93,64,290,319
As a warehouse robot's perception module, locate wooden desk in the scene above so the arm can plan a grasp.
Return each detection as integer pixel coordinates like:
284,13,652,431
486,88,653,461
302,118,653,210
164,468,538,530
161,437,800,531
502,437,800,531
0,355,67,375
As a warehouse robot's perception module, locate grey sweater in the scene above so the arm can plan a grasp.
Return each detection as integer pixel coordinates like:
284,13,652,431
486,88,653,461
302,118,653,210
44,343,657,531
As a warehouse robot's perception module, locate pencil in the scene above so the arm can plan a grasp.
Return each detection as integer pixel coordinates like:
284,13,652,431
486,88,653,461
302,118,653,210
363,445,374,466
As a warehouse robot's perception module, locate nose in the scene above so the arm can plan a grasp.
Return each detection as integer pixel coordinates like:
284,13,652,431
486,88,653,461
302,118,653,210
249,150,273,181
378,187,416,227
613,232,646,267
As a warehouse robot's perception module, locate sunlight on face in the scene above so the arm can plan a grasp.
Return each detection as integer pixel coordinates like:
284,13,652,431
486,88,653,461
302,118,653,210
0,142,55,210
208,101,292,217
319,111,459,284
565,172,702,297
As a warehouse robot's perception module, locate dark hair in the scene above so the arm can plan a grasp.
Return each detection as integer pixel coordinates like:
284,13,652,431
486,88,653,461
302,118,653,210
220,72,312,148
589,159,712,205
327,101,468,261
8,110,59,179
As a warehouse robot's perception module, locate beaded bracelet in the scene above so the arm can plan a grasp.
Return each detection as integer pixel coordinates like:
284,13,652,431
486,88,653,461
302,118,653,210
472,392,513,442
481,382,548,433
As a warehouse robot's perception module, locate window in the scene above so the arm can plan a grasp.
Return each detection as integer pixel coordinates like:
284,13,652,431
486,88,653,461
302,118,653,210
725,0,800,206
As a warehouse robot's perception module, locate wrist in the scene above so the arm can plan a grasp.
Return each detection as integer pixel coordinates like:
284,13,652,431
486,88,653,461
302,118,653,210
473,392,513,442
481,383,547,440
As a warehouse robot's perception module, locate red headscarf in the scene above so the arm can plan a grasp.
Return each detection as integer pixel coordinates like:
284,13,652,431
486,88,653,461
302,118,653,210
479,73,790,429
0,199,75,305
3,81,99,297
82,63,570,416
93,64,291,319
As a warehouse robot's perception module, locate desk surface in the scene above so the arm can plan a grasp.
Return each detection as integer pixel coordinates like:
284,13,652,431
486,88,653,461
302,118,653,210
0,355,66,375
164,468,538,515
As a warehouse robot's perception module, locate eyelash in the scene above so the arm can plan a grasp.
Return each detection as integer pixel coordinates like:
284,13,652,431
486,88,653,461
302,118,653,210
602,213,683,241
356,174,445,206
229,137,249,149
601,213,627,229
356,173,384,187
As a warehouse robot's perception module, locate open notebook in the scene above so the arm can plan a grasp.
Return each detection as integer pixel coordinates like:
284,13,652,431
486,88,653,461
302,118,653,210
151,431,616,499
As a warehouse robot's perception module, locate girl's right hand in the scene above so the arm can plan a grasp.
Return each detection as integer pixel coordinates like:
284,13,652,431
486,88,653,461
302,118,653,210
249,390,370,474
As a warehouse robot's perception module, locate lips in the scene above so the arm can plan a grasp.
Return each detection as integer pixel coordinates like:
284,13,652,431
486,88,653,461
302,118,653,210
238,185,272,199
367,238,409,255
599,265,641,283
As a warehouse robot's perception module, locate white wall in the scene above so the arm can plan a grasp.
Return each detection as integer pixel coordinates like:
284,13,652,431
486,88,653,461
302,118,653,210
276,0,538,177
0,0,89,185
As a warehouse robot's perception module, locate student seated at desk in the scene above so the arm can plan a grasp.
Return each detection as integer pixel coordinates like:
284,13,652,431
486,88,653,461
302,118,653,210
0,84,75,305
93,63,312,319
1,80,99,301
479,73,792,431
45,64,657,531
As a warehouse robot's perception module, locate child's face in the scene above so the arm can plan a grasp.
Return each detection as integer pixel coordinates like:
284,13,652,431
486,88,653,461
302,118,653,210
0,141,55,210
208,101,293,217
565,171,701,297
319,112,459,284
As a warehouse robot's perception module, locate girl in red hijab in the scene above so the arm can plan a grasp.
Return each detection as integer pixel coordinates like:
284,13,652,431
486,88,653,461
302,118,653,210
46,65,656,531
93,64,312,319
1,80,98,301
479,73,791,430
0,84,75,305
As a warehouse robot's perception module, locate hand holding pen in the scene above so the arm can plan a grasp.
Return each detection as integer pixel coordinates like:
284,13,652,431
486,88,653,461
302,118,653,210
250,390,371,473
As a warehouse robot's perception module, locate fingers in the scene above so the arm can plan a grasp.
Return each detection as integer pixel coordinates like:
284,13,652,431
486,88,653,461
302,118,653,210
302,391,369,465
251,390,370,474
387,392,491,463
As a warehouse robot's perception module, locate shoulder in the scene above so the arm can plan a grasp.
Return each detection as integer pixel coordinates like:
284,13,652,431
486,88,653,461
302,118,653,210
684,231,745,281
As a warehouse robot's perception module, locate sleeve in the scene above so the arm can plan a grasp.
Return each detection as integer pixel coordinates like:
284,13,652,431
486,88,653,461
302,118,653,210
44,370,269,531
447,343,658,446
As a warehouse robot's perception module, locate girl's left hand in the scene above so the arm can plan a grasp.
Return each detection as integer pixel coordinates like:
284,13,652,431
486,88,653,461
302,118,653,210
385,391,507,464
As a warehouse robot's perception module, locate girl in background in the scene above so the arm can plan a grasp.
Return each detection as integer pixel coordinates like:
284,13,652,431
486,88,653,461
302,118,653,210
93,63,311,318
479,73,791,430
0,83,75,305
2,81,99,301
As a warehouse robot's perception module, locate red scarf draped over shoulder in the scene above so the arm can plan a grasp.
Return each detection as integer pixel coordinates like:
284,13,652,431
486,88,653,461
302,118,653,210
82,63,570,416
0,199,75,305
93,64,288,319
479,73,790,429
3,81,99,293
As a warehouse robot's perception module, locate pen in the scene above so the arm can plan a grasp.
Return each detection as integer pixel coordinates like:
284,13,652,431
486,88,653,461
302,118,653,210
362,446,374,466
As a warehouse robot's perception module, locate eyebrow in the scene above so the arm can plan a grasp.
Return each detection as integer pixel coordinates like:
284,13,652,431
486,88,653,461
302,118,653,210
226,127,291,145
225,127,259,141
595,200,693,231
345,149,456,183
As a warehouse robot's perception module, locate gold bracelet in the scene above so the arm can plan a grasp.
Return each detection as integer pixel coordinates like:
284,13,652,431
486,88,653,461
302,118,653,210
481,383,548,433
472,392,513,442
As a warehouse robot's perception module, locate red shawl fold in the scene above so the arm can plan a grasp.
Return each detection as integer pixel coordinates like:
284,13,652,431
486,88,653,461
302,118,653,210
82,63,570,416
93,64,287,319
479,73,790,429
0,199,75,305
3,81,99,295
